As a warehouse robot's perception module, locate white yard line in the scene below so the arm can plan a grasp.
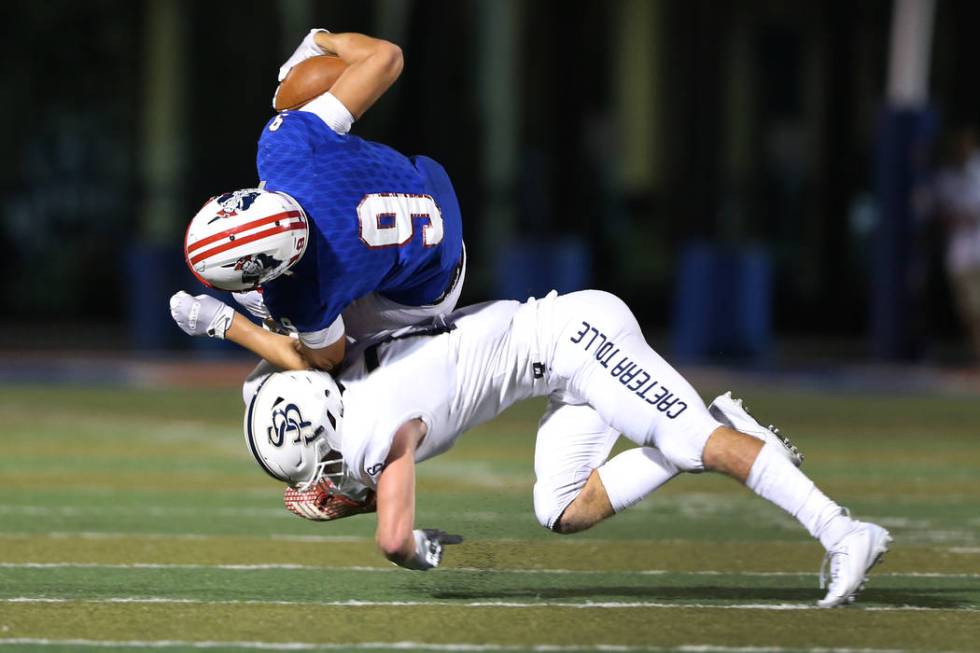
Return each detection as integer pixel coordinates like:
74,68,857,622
0,505,511,522
0,562,977,579
0,532,371,543
0,639,962,653
0,505,290,519
0,529,976,550
2,597,976,613
1,502,975,532
0,563,395,572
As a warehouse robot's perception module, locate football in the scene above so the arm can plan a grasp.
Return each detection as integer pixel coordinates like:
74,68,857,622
273,54,347,111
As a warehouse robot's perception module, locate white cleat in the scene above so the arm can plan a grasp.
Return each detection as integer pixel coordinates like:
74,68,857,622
817,521,892,608
708,391,804,467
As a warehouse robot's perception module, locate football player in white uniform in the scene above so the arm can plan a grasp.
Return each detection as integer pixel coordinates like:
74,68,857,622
170,289,891,608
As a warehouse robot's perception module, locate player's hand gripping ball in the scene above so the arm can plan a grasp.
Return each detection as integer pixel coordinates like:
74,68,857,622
274,55,348,111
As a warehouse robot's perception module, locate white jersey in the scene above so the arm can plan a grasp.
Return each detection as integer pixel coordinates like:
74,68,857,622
338,297,549,487
244,289,721,529
335,290,719,493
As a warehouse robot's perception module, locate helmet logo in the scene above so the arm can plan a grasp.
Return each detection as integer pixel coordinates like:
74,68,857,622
212,190,262,221
232,253,282,286
268,403,315,447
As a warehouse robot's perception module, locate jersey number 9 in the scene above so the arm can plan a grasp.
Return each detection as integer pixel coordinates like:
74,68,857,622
357,193,444,249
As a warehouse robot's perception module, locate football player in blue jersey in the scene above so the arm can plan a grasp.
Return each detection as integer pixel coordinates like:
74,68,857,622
175,29,465,373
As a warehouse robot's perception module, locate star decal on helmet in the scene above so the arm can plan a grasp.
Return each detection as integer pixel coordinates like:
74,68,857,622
210,190,263,221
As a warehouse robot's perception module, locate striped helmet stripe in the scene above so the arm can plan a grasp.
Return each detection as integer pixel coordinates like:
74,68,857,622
186,210,304,254
189,222,306,266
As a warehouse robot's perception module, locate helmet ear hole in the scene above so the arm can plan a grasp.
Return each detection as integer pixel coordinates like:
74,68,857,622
326,411,337,430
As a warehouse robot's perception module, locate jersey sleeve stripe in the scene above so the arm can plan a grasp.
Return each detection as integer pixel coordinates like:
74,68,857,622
186,210,305,254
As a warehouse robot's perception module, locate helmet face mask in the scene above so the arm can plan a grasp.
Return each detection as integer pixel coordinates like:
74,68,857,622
244,371,346,489
305,448,346,492
184,189,309,291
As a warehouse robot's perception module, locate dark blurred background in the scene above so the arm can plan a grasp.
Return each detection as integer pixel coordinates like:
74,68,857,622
3,0,979,366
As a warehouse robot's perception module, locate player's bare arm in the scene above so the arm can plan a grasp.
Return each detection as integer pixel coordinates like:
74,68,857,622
225,312,342,373
374,419,425,565
225,313,308,371
297,337,346,373
314,31,403,119
171,291,344,373
170,292,308,371
373,419,464,570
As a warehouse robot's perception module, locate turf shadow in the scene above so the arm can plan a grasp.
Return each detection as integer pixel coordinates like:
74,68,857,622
429,584,974,609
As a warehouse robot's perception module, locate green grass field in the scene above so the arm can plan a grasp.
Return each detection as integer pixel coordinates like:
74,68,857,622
0,379,978,653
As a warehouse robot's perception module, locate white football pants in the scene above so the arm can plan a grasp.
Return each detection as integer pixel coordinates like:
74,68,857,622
530,290,722,528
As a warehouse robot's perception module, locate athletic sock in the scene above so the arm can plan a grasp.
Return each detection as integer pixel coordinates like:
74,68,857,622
746,443,855,550
597,447,680,513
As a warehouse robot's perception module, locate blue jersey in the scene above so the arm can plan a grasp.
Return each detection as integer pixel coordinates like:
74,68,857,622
256,110,464,334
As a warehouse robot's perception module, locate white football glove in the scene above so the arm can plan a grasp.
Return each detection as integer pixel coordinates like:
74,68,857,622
278,28,330,82
169,291,235,339
398,529,464,571
232,290,271,321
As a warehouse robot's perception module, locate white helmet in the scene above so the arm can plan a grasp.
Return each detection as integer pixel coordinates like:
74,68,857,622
244,370,345,488
184,188,309,291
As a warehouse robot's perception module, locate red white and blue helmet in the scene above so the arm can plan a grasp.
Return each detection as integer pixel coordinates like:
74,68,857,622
184,188,309,291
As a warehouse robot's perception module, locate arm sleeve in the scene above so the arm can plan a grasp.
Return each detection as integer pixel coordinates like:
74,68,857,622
298,314,345,349
301,92,355,135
